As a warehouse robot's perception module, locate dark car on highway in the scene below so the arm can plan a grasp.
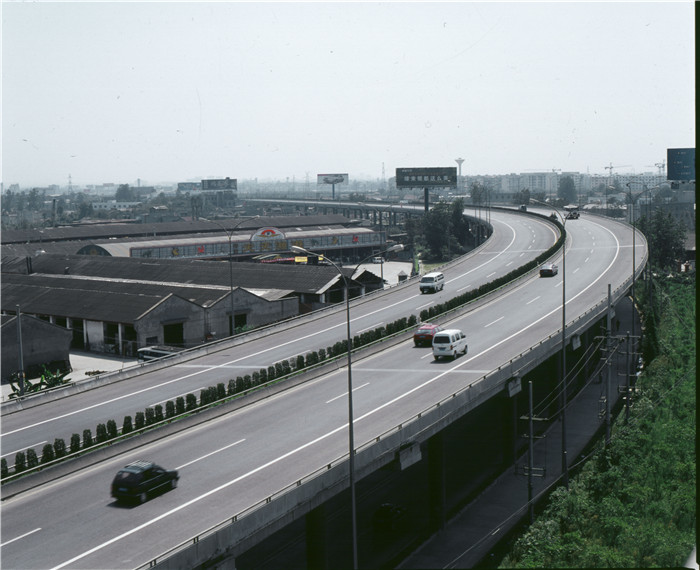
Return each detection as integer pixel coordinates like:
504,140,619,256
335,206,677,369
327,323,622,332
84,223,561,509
111,460,179,504
539,263,559,277
413,323,442,347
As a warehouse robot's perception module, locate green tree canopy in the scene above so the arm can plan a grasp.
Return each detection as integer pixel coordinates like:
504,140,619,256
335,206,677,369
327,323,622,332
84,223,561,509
638,209,687,269
115,184,136,202
557,176,577,205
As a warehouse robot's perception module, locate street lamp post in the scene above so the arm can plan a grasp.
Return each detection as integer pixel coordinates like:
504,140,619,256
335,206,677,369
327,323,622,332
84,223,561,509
210,216,259,336
532,200,569,489
291,243,403,569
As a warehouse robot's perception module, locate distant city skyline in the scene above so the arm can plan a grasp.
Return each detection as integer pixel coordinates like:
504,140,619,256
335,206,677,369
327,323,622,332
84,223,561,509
2,2,695,188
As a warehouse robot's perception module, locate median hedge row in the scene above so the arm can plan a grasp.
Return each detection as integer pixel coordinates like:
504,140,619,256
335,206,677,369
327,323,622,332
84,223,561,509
2,222,564,483
1,313,420,482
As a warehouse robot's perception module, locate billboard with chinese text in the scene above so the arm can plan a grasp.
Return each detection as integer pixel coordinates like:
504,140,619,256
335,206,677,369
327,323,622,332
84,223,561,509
395,167,457,188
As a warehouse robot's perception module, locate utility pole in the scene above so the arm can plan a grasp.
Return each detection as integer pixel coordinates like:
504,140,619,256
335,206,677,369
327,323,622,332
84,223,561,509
16,305,25,396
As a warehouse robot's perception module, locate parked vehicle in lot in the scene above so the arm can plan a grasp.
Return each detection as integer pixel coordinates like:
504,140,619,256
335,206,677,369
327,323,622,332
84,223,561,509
419,272,445,293
111,460,179,504
566,210,580,220
372,256,384,264
539,263,559,277
136,345,181,361
432,329,468,360
413,323,442,347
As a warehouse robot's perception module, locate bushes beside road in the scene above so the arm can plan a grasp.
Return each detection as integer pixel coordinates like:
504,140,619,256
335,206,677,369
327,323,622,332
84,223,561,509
499,273,696,568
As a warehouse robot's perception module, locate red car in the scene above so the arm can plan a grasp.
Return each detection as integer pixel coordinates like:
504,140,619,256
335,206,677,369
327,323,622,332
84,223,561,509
413,323,442,347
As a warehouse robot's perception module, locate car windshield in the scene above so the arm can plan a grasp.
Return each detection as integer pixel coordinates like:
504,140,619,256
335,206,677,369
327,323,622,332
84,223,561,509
433,336,450,344
115,471,142,484
421,277,434,283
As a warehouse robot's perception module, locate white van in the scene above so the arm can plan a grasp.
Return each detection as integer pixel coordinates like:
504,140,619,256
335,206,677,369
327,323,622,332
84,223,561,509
432,329,468,360
419,272,445,293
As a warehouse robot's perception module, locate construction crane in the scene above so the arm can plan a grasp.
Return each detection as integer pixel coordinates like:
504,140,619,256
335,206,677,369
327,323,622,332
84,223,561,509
604,163,632,184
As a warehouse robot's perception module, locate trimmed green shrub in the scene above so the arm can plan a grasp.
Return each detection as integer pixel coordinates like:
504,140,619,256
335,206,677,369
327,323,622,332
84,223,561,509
14,451,26,473
26,448,39,469
296,355,305,370
54,438,67,459
217,382,226,399
236,376,246,393
165,400,176,418
144,407,155,426
207,386,217,402
282,360,291,374
41,443,55,464
186,393,197,411
154,404,164,422
267,366,276,381
243,375,252,390
82,429,93,449
199,389,210,406
106,419,118,439
134,412,145,430
70,433,81,453
319,348,327,361
96,423,108,443
176,396,186,414
259,368,268,383
275,362,284,378
252,371,260,386
122,416,133,434
1,457,8,478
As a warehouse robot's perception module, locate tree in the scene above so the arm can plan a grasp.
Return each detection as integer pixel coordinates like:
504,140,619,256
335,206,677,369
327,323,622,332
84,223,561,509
115,184,135,202
470,182,488,207
558,176,577,205
423,203,451,259
514,188,531,206
638,209,687,270
450,198,470,248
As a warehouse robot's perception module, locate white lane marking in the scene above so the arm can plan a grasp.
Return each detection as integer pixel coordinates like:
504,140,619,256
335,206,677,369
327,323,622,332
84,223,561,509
357,324,382,334
49,416,368,569
176,439,245,470
149,389,204,408
416,302,433,310
1,442,47,458
1,527,42,547
484,317,504,328
526,296,541,305
326,382,370,404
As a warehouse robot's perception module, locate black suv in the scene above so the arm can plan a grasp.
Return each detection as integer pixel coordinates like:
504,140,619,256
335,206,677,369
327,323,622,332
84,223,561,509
111,460,179,504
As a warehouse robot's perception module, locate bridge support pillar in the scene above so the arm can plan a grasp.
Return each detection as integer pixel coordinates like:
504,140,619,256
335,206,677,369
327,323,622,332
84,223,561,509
427,432,446,531
306,503,328,569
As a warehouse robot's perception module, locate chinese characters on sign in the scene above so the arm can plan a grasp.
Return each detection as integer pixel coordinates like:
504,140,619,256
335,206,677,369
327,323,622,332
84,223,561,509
395,167,457,188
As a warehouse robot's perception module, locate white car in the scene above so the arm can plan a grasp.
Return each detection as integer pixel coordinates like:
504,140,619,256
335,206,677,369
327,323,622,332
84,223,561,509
432,329,468,360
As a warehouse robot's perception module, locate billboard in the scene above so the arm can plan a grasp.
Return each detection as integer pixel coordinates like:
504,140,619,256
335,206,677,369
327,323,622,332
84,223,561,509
317,173,349,185
395,167,457,188
667,148,695,181
201,177,237,190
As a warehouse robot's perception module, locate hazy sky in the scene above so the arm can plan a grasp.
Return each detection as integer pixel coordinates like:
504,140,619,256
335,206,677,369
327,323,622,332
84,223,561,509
2,1,695,188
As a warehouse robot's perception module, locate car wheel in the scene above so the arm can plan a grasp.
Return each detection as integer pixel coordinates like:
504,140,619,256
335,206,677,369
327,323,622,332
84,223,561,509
463,345,468,354
171,479,178,490
139,492,147,504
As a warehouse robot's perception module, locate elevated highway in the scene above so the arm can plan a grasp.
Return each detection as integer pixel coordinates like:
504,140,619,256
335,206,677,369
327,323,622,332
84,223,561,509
0,208,647,569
